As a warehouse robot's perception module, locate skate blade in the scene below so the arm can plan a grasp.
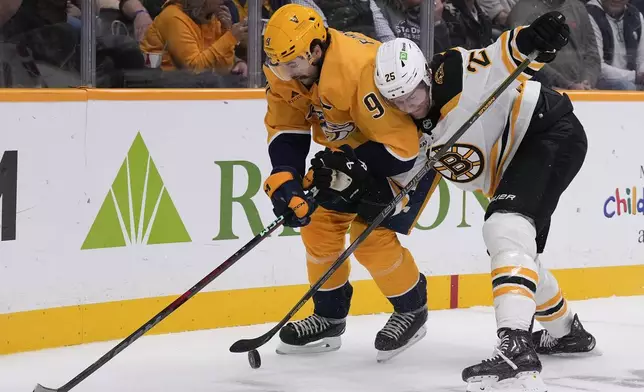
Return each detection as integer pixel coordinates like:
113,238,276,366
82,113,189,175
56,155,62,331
465,371,547,392
275,336,341,355
376,325,427,363
544,347,603,358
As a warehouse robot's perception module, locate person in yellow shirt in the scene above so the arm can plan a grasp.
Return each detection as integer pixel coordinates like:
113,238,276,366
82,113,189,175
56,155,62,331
261,4,441,362
231,0,274,19
140,0,248,74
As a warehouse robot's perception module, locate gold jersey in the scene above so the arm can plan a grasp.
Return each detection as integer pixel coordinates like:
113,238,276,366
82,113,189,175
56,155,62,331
264,29,422,177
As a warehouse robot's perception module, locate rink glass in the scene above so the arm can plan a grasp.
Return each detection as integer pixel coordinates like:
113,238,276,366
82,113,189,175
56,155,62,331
0,0,622,90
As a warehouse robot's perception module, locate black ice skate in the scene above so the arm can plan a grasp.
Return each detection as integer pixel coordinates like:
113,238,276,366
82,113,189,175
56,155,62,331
276,314,345,355
374,306,428,363
462,328,547,392
532,314,596,356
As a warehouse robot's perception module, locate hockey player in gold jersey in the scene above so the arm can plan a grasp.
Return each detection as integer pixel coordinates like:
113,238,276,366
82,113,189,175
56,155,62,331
372,11,596,391
260,4,440,362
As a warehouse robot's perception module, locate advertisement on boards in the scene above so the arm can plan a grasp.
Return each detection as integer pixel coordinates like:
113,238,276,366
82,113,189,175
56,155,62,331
81,133,191,250
0,98,643,316
0,150,17,242
601,164,644,244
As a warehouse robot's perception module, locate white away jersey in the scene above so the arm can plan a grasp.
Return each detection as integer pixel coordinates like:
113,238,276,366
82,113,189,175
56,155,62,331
417,27,546,197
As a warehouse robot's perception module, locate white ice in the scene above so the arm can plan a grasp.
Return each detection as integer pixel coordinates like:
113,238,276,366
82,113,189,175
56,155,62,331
1,296,643,392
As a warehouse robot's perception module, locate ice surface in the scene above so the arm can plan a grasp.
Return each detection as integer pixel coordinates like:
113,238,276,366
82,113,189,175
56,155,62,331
1,296,643,392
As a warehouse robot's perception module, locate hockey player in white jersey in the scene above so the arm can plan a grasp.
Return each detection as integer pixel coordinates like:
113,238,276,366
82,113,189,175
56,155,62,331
369,11,596,391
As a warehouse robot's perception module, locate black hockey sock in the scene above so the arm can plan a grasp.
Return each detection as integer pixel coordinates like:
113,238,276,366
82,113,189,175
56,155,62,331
387,273,427,313
313,281,353,319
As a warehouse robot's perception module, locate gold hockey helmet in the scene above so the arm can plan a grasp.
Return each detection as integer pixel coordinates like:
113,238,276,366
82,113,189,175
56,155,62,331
263,4,327,81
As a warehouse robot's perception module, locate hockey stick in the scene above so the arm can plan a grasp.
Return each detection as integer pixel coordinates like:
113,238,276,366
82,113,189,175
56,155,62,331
33,215,288,392
229,51,539,354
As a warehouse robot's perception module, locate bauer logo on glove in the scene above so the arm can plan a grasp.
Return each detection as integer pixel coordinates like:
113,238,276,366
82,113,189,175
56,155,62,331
264,167,317,227
308,145,371,203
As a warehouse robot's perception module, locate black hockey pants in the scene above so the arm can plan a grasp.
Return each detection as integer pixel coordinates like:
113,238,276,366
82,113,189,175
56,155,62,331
485,86,588,254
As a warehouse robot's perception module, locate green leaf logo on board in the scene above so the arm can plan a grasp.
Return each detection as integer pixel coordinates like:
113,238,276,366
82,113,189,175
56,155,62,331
82,133,191,250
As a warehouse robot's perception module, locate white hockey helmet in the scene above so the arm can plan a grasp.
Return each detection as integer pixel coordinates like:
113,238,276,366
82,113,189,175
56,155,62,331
374,38,432,100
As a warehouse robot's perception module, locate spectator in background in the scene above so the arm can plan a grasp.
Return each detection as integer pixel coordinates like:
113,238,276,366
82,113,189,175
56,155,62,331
508,0,600,90
2,0,70,37
63,0,153,42
231,0,288,20
376,0,452,52
0,0,46,87
310,0,380,39
443,0,494,49
231,0,286,64
63,0,147,87
477,0,516,29
137,0,167,18
291,0,393,42
632,0,644,13
1,0,80,75
587,0,644,90
67,0,153,41
118,0,155,41
140,0,248,75
290,0,333,25
66,1,82,30
0,0,23,29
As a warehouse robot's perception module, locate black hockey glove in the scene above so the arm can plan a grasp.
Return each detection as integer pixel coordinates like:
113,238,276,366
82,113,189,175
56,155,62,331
264,166,317,227
308,145,371,203
516,11,570,63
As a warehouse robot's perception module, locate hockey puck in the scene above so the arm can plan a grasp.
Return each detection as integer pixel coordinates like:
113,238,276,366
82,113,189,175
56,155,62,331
248,349,261,369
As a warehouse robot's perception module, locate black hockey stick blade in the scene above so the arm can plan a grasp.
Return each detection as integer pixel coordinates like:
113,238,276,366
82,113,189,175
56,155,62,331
32,215,286,392
229,325,281,353
228,52,538,354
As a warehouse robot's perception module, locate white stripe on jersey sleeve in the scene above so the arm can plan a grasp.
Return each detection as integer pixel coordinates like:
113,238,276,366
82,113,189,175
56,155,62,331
458,27,546,94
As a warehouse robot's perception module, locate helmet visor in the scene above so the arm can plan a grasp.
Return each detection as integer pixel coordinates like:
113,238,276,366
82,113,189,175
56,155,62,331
265,56,311,82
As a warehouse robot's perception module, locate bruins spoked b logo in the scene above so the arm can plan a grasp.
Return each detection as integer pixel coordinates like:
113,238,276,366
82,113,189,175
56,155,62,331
430,143,484,183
